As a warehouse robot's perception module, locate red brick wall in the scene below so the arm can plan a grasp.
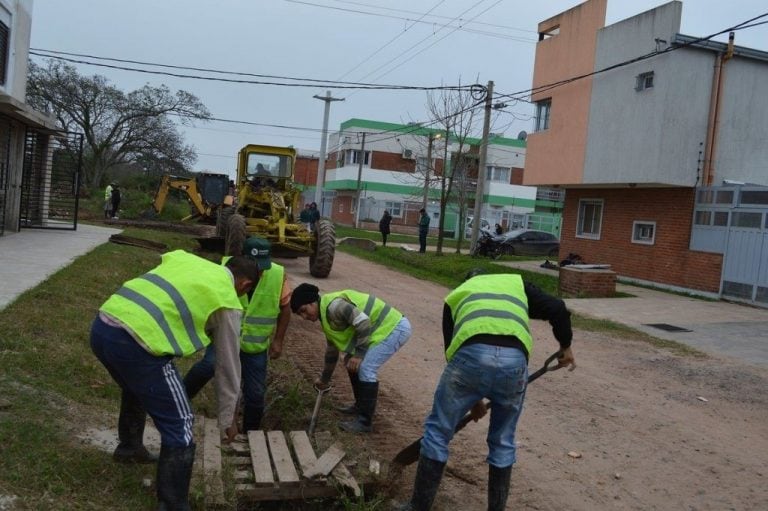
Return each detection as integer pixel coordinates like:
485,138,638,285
332,195,355,225
560,188,723,292
295,156,318,186
372,151,415,172
559,267,617,297
511,167,524,185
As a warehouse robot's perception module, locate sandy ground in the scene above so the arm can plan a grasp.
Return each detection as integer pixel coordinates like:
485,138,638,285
279,251,768,510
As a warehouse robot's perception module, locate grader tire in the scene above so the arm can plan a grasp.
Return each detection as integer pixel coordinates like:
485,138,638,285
309,218,335,278
216,206,235,237
225,213,247,256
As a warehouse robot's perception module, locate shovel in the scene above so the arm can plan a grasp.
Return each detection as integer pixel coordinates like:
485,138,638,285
307,384,332,437
392,351,562,467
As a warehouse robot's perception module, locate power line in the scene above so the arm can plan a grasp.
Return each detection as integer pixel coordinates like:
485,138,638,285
284,0,536,43
328,0,538,35
335,0,445,81
29,50,477,91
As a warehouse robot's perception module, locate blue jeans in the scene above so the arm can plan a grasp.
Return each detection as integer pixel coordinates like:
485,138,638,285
358,317,412,382
90,315,194,448
420,343,528,467
183,344,268,431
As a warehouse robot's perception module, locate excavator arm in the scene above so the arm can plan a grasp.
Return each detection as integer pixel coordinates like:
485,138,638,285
151,175,212,221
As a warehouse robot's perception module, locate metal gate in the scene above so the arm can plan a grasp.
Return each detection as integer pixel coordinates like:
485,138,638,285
721,209,768,306
19,130,83,230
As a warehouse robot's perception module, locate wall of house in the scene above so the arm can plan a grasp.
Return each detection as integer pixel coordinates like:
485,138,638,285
524,0,606,187
714,57,768,186
295,155,318,186
0,0,32,101
560,187,723,292
583,2,713,187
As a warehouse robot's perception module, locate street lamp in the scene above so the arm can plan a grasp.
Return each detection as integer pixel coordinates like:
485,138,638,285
422,132,442,210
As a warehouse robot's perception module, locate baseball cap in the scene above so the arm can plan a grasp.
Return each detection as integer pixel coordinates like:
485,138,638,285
242,236,272,270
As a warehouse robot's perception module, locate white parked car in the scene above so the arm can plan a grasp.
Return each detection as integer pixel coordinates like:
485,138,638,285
464,216,491,239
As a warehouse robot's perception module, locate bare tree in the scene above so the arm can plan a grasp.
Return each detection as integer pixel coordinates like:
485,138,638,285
26,60,210,190
426,85,482,255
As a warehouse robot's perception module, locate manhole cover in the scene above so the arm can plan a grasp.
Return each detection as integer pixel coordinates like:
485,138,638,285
644,323,693,332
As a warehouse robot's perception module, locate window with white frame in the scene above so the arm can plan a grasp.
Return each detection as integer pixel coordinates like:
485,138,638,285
576,199,603,239
487,166,511,183
416,157,430,174
635,71,654,91
345,149,370,166
534,99,551,132
384,201,402,217
632,221,656,245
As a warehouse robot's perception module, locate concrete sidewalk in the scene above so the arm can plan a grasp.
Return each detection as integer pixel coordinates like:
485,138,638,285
0,224,121,310
501,259,768,367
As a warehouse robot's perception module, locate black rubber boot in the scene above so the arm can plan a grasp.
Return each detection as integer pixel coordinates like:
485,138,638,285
335,371,360,415
243,405,264,432
113,392,157,464
407,455,446,511
487,464,513,511
156,444,196,511
339,381,377,433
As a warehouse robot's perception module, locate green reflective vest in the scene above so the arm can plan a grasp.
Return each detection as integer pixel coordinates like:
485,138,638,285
319,290,403,354
240,263,284,354
101,250,243,357
444,274,533,361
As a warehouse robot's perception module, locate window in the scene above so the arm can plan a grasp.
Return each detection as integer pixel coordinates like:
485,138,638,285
487,166,511,183
576,199,603,239
534,99,551,132
345,149,370,166
0,21,8,86
416,157,430,174
384,201,402,217
731,212,762,229
632,221,656,245
635,72,654,91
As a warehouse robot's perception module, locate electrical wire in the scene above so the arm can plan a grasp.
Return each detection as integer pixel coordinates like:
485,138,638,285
29,49,477,91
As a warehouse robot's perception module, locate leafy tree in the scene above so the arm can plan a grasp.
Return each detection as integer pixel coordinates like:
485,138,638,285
26,60,210,190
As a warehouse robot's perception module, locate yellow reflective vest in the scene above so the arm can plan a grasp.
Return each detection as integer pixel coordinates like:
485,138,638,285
319,290,403,354
101,250,243,357
240,263,284,354
444,274,532,361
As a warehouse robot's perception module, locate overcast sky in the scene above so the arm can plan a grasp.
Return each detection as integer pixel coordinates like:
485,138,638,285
29,0,768,177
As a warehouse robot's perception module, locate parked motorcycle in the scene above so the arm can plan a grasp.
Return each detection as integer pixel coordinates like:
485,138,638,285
470,229,505,259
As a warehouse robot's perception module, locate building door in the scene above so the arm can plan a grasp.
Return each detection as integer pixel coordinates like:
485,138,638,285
720,209,768,306
19,130,83,230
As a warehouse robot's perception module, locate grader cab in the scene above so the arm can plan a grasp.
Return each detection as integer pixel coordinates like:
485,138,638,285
217,144,335,278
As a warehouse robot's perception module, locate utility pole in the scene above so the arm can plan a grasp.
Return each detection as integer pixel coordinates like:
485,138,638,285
422,132,442,210
470,80,494,248
313,91,345,207
353,132,367,228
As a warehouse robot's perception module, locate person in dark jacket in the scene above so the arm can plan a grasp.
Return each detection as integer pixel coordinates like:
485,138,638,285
379,210,392,246
400,268,575,511
418,208,430,253
110,184,121,219
309,202,321,232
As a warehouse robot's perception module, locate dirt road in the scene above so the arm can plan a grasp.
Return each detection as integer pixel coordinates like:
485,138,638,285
279,251,768,510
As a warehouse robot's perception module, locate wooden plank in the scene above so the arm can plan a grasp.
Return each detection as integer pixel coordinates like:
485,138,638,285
332,463,361,497
203,417,227,507
247,430,274,486
303,442,346,479
236,483,340,501
288,431,319,477
266,431,300,485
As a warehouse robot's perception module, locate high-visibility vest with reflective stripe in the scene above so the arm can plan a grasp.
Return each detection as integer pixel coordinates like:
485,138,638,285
240,263,284,354
100,250,243,357
444,274,533,361
319,290,403,354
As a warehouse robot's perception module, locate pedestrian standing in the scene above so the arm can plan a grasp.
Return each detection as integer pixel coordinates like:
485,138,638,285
104,182,114,219
90,251,260,509
290,283,411,433
300,203,312,232
309,202,321,232
184,237,292,432
110,183,121,219
379,210,392,246
401,268,575,511
418,208,430,253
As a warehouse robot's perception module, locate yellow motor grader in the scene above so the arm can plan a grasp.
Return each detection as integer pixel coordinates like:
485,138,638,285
217,144,335,278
